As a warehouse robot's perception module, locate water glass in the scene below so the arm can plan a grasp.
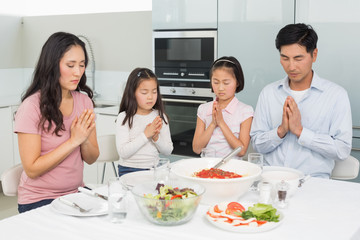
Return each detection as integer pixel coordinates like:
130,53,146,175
108,177,127,223
248,153,264,191
200,147,217,158
154,158,170,182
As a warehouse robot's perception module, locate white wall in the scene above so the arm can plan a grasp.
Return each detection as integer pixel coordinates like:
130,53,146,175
0,11,152,104
0,0,152,16
0,15,24,98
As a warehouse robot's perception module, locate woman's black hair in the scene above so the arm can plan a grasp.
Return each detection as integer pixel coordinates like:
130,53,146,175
118,67,167,128
21,32,93,136
209,56,244,93
275,23,318,55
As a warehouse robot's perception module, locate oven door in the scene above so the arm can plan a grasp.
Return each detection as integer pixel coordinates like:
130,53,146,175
163,96,212,157
153,30,217,70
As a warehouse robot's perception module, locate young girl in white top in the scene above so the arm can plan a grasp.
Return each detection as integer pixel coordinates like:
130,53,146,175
116,68,173,176
192,56,254,159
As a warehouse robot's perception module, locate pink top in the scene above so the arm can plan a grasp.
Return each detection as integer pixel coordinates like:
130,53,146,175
197,97,254,159
14,91,93,204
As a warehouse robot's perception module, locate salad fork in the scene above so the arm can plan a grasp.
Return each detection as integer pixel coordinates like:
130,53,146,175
59,197,91,213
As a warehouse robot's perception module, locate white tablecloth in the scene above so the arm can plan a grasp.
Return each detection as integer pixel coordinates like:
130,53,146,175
1,178,360,240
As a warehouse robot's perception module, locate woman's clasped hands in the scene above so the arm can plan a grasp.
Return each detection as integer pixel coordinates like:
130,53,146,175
70,109,96,146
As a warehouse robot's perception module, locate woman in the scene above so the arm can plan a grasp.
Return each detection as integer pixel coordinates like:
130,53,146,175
14,32,99,213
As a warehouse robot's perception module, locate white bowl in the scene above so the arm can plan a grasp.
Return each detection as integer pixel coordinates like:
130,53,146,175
261,166,304,197
171,158,262,205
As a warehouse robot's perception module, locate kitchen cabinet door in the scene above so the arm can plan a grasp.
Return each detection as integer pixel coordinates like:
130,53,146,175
0,107,14,176
83,112,118,185
152,0,217,30
218,0,295,108
296,0,360,129
11,106,21,165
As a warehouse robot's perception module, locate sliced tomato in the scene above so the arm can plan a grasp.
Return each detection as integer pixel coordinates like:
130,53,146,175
225,202,245,215
213,205,222,213
170,194,182,200
256,220,268,226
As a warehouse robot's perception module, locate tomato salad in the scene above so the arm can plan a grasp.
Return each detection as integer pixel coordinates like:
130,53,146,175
207,202,280,227
194,168,242,179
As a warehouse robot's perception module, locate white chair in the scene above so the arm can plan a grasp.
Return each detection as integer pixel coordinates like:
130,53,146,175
331,155,360,180
97,134,119,184
1,164,23,196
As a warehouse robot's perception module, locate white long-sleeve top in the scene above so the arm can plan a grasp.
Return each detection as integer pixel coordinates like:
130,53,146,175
115,109,173,169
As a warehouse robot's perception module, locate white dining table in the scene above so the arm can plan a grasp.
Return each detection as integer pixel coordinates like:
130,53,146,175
1,177,360,240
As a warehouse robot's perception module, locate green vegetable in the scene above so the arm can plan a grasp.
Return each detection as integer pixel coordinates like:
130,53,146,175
239,203,280,222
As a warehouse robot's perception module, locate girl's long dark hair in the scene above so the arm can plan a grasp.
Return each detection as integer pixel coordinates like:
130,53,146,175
119,68,167,128
21,32,94,136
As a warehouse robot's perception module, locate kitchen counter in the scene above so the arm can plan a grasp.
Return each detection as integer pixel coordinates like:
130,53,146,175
94,106,118,116
0,95,21,108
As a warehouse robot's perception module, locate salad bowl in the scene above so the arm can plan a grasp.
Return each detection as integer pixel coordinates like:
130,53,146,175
171,158,262,205
131,180,205,225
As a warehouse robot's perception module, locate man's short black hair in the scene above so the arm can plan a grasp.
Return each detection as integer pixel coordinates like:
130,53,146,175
275,23,318,54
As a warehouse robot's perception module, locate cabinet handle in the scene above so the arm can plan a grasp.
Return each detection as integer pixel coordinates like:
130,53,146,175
163,98,207,104
13,110,17,121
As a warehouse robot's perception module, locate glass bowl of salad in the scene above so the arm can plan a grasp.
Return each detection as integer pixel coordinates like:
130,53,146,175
131,180,205,225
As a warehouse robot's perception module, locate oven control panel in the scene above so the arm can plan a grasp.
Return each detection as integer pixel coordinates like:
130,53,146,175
160,86,215,98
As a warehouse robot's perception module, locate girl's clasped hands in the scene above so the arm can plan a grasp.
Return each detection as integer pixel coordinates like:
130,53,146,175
144,115,163,141
211,97,224,127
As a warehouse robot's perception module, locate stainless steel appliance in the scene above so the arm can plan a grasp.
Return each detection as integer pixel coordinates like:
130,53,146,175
153,30,217,156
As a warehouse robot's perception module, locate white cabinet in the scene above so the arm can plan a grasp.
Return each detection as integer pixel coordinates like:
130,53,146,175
218,0,295,108
0,106,15,176
296,0,360,128
152,0,217,30
12,106,21,165
83,107,118,185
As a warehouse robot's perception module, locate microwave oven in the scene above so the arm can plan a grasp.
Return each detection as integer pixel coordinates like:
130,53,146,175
153,30,217,83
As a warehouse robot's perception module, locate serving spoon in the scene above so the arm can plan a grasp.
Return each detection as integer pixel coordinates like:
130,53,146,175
212,146,243,169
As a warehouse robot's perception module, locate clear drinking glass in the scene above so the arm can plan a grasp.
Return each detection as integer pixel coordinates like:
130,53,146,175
108,177,127,223
200,147,217,158
248,153,264,191
153,158,170,182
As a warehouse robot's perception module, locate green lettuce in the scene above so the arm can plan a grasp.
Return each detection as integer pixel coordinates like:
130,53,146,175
241,203,280,222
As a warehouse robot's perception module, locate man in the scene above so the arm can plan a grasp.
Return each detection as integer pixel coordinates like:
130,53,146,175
250,23,352,178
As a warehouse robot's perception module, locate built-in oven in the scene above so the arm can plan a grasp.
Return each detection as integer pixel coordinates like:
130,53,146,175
153,30,217,156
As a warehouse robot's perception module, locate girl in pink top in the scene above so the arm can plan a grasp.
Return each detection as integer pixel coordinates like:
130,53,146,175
193,56,254,159
14,32,99,213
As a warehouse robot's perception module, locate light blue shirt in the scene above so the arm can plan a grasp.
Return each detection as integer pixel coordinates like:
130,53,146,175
250,72,352,178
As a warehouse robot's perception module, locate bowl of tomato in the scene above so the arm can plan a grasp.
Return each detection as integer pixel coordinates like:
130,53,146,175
171,158,262,205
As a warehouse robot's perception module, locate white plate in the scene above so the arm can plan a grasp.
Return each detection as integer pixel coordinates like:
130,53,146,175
51,192,108,217
205,202,284,233
119,170,154,188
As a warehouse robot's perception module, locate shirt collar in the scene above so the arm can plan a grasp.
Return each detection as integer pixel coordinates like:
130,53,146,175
278,71,324,92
